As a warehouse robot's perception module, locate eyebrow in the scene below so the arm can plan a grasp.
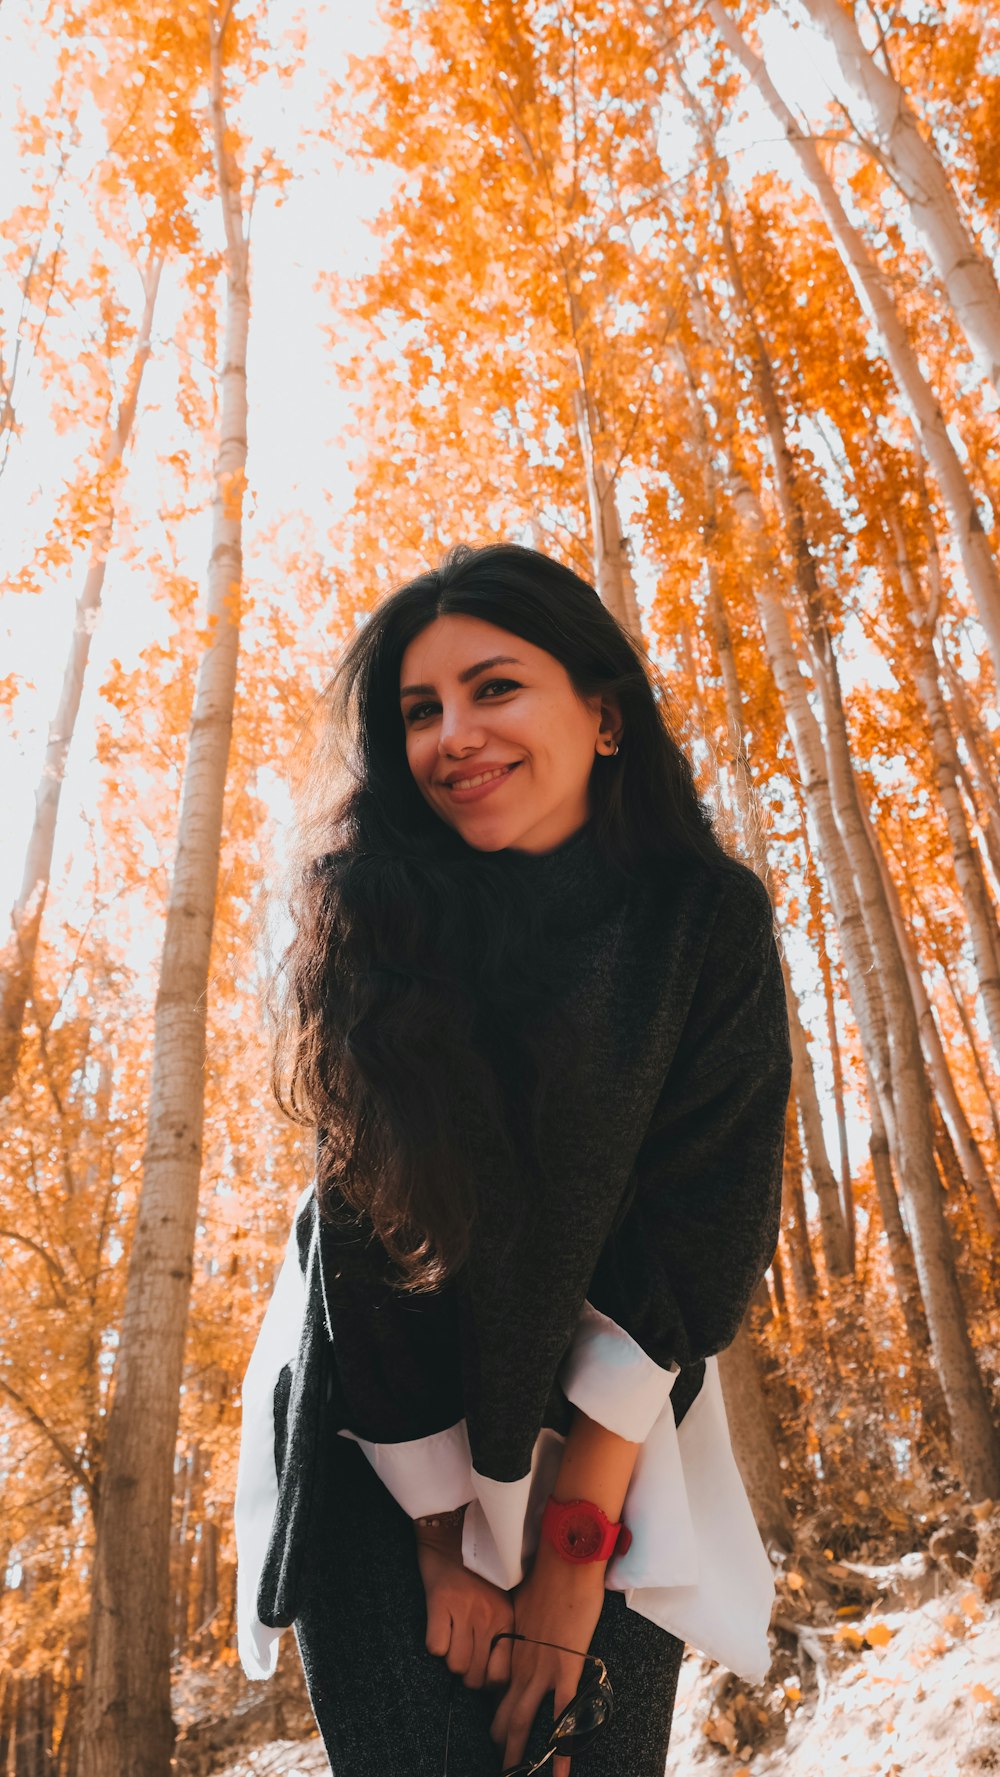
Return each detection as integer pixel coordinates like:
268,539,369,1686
399,656,524,701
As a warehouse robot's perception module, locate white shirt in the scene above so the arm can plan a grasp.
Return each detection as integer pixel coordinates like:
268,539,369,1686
234,1182,775,1686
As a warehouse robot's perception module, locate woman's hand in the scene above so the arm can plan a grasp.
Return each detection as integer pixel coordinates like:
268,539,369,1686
485,1543,606,1777
415,1519,514,1691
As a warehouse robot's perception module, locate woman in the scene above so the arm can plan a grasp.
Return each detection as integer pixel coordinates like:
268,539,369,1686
234,541,792,1776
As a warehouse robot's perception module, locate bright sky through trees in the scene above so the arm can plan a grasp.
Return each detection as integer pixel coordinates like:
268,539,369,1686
1,0,394,921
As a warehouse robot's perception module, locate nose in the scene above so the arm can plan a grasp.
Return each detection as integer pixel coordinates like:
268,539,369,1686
436,702,488,759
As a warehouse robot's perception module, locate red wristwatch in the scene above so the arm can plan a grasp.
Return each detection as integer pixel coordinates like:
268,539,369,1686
540,1495,633,1563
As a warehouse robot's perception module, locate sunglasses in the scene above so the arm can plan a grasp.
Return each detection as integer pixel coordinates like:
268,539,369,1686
441,1630,614,1776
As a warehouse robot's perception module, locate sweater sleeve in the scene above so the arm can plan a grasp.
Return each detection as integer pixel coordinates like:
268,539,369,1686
558,866,792,1442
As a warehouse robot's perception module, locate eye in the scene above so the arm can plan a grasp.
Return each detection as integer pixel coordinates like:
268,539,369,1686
480,678,520,698
404,679,521,724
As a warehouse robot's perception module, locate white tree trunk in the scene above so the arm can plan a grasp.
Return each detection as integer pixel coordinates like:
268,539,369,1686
79,27,248,1777
782,1113,821,1307
811,840,857,1265
856,791,1000,1243
782,953,853,1278
939,651,1000,893
572,384,643,638
861,1050,950,1439
0,257,163,1100
792,0,1000,394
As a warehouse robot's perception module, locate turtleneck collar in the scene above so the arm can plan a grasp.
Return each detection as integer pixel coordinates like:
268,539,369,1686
486,815,633,931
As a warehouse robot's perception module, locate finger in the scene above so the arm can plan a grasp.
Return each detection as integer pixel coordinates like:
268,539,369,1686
424,1601,451,1660
552,1680,577,1777
503,1686,549,1773
485,1633,513,1690
446,1617,474,1677
488,1644,531,1742
489,1642,538,1742
489,1684,511,1747
463,1623,491,1691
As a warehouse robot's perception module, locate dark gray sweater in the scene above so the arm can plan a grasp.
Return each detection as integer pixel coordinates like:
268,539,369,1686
256,818,792,1630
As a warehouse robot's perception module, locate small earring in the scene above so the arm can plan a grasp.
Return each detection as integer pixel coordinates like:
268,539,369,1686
606,741,620,755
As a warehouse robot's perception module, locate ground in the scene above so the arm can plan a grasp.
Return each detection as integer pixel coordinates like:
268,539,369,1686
175,1545,1000,1777
667,1561,1000,1777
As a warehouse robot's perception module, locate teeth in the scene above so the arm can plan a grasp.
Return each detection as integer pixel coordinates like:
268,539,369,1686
450,765,513,790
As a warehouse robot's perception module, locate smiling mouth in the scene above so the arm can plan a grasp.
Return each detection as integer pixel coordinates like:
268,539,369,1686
444,763,521,791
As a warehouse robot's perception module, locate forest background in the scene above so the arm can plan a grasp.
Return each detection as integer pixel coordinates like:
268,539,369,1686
1,0,999,1771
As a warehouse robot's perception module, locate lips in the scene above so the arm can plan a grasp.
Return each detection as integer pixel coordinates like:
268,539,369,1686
442,762,520,790
441,761,522,803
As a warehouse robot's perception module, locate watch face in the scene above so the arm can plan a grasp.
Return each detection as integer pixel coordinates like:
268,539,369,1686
559,1504,605,1560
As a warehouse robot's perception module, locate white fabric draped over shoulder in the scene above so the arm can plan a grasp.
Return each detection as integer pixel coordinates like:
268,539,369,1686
235,1263,775,1685
234,1183,315,1681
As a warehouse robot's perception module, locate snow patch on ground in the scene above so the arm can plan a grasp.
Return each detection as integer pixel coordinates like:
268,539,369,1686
668,1571,1000,1777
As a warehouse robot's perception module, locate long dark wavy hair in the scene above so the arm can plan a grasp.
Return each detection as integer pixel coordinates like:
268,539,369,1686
268,541,739,1292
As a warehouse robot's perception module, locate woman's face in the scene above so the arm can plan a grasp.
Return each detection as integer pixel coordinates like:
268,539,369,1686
399,613,619,855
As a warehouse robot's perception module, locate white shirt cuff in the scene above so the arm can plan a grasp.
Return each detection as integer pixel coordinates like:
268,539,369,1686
338,1419,476,1518
558,1298,680,1442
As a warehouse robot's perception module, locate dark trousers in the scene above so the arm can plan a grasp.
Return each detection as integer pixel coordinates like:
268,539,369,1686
292,1427,685,1775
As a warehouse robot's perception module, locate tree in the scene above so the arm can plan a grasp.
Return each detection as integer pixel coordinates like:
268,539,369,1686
709,0,1000,701
79,6,253,1770
0,255,163,1100
716,188,999,1495
794,0,1000,394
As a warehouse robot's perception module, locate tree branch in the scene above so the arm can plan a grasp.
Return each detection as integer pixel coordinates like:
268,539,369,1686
0,1376,95,1505
0,1228,68,1296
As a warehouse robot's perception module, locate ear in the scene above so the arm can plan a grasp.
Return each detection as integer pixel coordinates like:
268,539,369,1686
597,696,623,752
